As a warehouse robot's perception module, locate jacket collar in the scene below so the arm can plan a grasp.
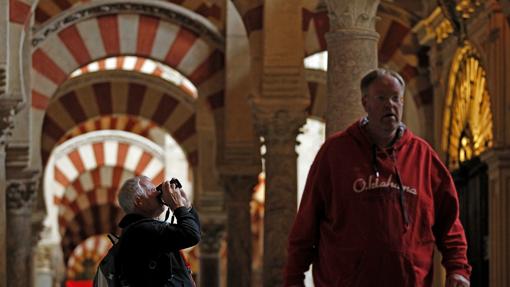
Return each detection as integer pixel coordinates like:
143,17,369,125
118,213,150,229
347,117,412,151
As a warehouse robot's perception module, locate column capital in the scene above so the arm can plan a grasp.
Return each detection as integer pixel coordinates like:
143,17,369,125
200,222,225,255
324,0,380,31
253,108,307,151
0,99,21,146
6,180,37,213
222,174,258,202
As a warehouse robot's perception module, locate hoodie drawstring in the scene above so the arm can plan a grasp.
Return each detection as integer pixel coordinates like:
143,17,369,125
371,145,409,232
394,166,410,230
371,144,380,178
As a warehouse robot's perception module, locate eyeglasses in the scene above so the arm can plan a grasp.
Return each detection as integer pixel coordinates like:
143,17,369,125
373,94,403,104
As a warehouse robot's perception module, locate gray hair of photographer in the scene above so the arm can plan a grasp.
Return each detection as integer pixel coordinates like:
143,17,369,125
118,176,190,218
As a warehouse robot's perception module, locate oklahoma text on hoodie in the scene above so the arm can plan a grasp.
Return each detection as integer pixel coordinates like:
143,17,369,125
284,120,471,287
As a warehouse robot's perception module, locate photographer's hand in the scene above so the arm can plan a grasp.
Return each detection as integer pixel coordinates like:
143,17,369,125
161,181,186,211
178,188,192,209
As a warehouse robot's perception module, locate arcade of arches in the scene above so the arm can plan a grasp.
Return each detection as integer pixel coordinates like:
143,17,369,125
1,0,510,286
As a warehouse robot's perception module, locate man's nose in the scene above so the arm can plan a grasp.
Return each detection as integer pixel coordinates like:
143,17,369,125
383,99,393,108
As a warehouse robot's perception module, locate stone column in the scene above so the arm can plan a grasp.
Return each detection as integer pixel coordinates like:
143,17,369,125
0,145,6,287
0,105,20,287
324,0,380,135
199,222,225,287
0,0,8,284
255,109,306,287
6,180,37,287
223,174,258,287
482,148,510,287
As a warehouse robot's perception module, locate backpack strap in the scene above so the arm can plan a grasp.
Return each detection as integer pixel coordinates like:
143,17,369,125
107,234,119,245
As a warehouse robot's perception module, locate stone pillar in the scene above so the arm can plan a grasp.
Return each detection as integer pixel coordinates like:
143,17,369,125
324,0,380,135
0,145,6,287
0,106,20,287
6,180,37,287
255,109,306,287
223,175,258,287
0,0,8,284
482,148,510,287
199,222,225,287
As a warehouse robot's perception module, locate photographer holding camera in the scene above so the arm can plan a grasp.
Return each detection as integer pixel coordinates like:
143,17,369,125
115,175,200,286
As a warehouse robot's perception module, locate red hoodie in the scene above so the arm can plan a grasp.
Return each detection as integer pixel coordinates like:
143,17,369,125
284,120,471,287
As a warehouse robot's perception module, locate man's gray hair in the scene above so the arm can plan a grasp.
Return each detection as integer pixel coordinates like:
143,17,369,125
360,68,406,97
118,176,145,214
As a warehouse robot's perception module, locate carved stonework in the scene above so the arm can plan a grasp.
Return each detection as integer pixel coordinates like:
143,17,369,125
412,7,455,45
6,181,37,212
255,109,307,154
200,223,225,254
325,0,380,31
0,103,17,146
32,2,224,49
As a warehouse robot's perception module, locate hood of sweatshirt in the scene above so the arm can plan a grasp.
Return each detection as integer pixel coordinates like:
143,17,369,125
345,117,412,153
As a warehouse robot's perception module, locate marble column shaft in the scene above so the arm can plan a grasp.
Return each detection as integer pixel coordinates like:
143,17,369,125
324,0,380,135
0,0,8,283
482,148,510,287
0,147,6,287
6,180,36,287
199,223,224,287
257,110,305,287
224,175,258,287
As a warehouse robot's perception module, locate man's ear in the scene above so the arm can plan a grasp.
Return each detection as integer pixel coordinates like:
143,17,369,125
362,95,368,111
134,196,143,208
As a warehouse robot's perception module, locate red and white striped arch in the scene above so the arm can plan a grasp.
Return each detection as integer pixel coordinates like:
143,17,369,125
51,136,165,260
66,234,112,280
70,56,198,98
40,75,199,166
52,140,165,194
34,0,224,29
31,13,223,106
31,12,224,164
58,115,162,146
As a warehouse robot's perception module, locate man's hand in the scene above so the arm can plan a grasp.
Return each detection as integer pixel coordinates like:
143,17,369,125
178,188,192,209
161,181,187,211
446,274,470,287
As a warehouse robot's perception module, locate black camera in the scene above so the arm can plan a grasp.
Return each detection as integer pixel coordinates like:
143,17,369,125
156,178,182,204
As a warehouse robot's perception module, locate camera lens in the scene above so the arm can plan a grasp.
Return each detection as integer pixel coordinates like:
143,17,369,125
170,178,182,189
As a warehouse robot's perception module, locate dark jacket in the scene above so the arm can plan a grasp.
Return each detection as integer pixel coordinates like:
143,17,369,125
118,207,200,287
284,120,471,287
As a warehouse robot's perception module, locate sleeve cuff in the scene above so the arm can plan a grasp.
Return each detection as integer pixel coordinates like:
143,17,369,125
173,206,190,216
446,269,470,281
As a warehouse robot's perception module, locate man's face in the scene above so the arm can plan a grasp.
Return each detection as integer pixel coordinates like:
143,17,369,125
138,176,164,217
362,74,404,133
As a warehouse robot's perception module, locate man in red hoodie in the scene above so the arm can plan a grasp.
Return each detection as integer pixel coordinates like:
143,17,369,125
284,68,471,287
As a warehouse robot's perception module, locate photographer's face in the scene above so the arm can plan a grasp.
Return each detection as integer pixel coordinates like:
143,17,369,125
137,176,165,217
362,74,404,133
